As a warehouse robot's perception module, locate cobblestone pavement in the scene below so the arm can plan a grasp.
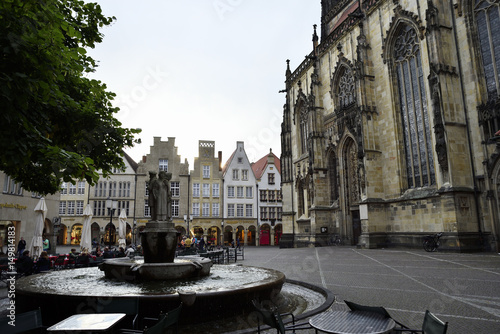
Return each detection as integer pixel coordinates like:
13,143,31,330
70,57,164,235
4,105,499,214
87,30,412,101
2,245,500,333
240,246,500,334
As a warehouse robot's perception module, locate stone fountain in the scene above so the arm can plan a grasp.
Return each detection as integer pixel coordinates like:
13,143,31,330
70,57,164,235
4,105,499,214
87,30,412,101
16,170,329,328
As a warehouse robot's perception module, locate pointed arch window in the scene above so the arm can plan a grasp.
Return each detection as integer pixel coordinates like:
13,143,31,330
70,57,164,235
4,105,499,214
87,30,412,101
394,24,435,188
299,105,308,154
338,66,356,109
475,0,500,139
475,0,500,99
297,182,305,217
344,139,359,206
328,151,339,204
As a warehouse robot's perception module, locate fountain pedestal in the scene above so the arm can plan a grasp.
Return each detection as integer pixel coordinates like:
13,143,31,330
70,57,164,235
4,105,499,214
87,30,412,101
141,221,178,263
100,218,212,281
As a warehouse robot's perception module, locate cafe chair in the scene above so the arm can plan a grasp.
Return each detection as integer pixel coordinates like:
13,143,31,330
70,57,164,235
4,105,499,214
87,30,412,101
393,310,448,334
74,255,89,268
344,300,409,330
121,313,167,334
95,297,140,329
252,299,312,334
161,302,183,333
237,246,244,260
52,255,66,270
0,307,46,334
122,303,182,334
142,302,182,334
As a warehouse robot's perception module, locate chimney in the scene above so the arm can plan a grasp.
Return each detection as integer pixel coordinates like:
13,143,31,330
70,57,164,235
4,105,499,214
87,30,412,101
218,151,223,170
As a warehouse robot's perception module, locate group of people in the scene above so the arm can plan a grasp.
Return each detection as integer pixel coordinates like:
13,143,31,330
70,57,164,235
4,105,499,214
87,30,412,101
14,236,52,275
178,235,207,251
15,250,51,275
93,244,142,259
13,235,143,275
16,236,50,256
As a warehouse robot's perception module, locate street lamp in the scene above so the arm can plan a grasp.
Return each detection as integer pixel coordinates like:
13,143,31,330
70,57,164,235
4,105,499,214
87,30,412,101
106,197,117,248
220,221,224,246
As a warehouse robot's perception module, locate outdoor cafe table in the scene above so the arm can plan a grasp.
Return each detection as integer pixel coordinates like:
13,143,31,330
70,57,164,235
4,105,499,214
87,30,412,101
309,310,396,334
47,313,126,333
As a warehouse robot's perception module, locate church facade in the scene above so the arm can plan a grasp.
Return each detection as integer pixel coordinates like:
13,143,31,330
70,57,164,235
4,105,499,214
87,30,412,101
280,0,500,251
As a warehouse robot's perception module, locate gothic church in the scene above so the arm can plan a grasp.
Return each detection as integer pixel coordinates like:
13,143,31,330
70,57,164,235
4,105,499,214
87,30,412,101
280,0,500,251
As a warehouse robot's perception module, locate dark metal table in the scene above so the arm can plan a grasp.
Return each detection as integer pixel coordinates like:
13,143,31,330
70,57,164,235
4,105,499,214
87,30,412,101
47,313,126,333
309,311,396,334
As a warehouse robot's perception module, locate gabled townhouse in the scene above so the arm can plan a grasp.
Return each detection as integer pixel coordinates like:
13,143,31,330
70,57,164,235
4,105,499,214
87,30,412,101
252,149,283,246
222,142,258,246
135,137,190,241
86,153,138,247
188,140,224,246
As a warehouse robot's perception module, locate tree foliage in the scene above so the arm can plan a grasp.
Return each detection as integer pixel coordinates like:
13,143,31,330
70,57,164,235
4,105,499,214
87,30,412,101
0,0,141,195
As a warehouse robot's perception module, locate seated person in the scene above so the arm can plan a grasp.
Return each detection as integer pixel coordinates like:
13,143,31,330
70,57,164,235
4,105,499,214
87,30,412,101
16,250,34,275
103,247,114,258
69,248,78,259
34,251,51,273
93,246,103,257
76,252,90,267
67,248,78,265
115,247,126,258
136,245,143,256
125,246,135,257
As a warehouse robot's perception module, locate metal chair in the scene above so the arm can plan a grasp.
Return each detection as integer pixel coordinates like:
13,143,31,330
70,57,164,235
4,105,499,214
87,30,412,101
252,299,311,334
393,310,448,334
0,307,46,333
95,297,140,329
344,300,409,330
52,255,66,270
236,246,244,260
161,302,182,333
122,313,166,334
122,303,182,334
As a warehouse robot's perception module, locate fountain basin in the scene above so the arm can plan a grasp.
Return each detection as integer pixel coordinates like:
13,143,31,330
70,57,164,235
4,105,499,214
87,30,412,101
99,256,212,281
15,265,286,325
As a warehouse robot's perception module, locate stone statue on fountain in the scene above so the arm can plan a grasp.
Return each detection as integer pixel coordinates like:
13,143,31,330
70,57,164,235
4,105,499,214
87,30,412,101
148,171,172,222
142,170,177,263
148,171,158,221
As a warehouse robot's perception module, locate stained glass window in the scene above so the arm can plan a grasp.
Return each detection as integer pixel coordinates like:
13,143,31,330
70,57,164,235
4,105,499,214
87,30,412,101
300,106,308,154
475,0,500,138
475,0,500,99
338,67,355,108
394,25,435,188
328,152,338,204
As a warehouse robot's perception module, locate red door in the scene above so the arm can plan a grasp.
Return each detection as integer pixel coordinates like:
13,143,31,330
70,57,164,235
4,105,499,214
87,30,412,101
260,229,270,245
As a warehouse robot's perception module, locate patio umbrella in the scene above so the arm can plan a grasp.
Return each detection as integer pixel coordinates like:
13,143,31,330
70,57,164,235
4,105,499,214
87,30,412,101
118,209,127,248
80,204,93,252
29,197,47,259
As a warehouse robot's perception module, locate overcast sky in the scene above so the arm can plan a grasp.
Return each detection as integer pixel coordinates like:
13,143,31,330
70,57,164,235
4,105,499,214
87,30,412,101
87,1,321,167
